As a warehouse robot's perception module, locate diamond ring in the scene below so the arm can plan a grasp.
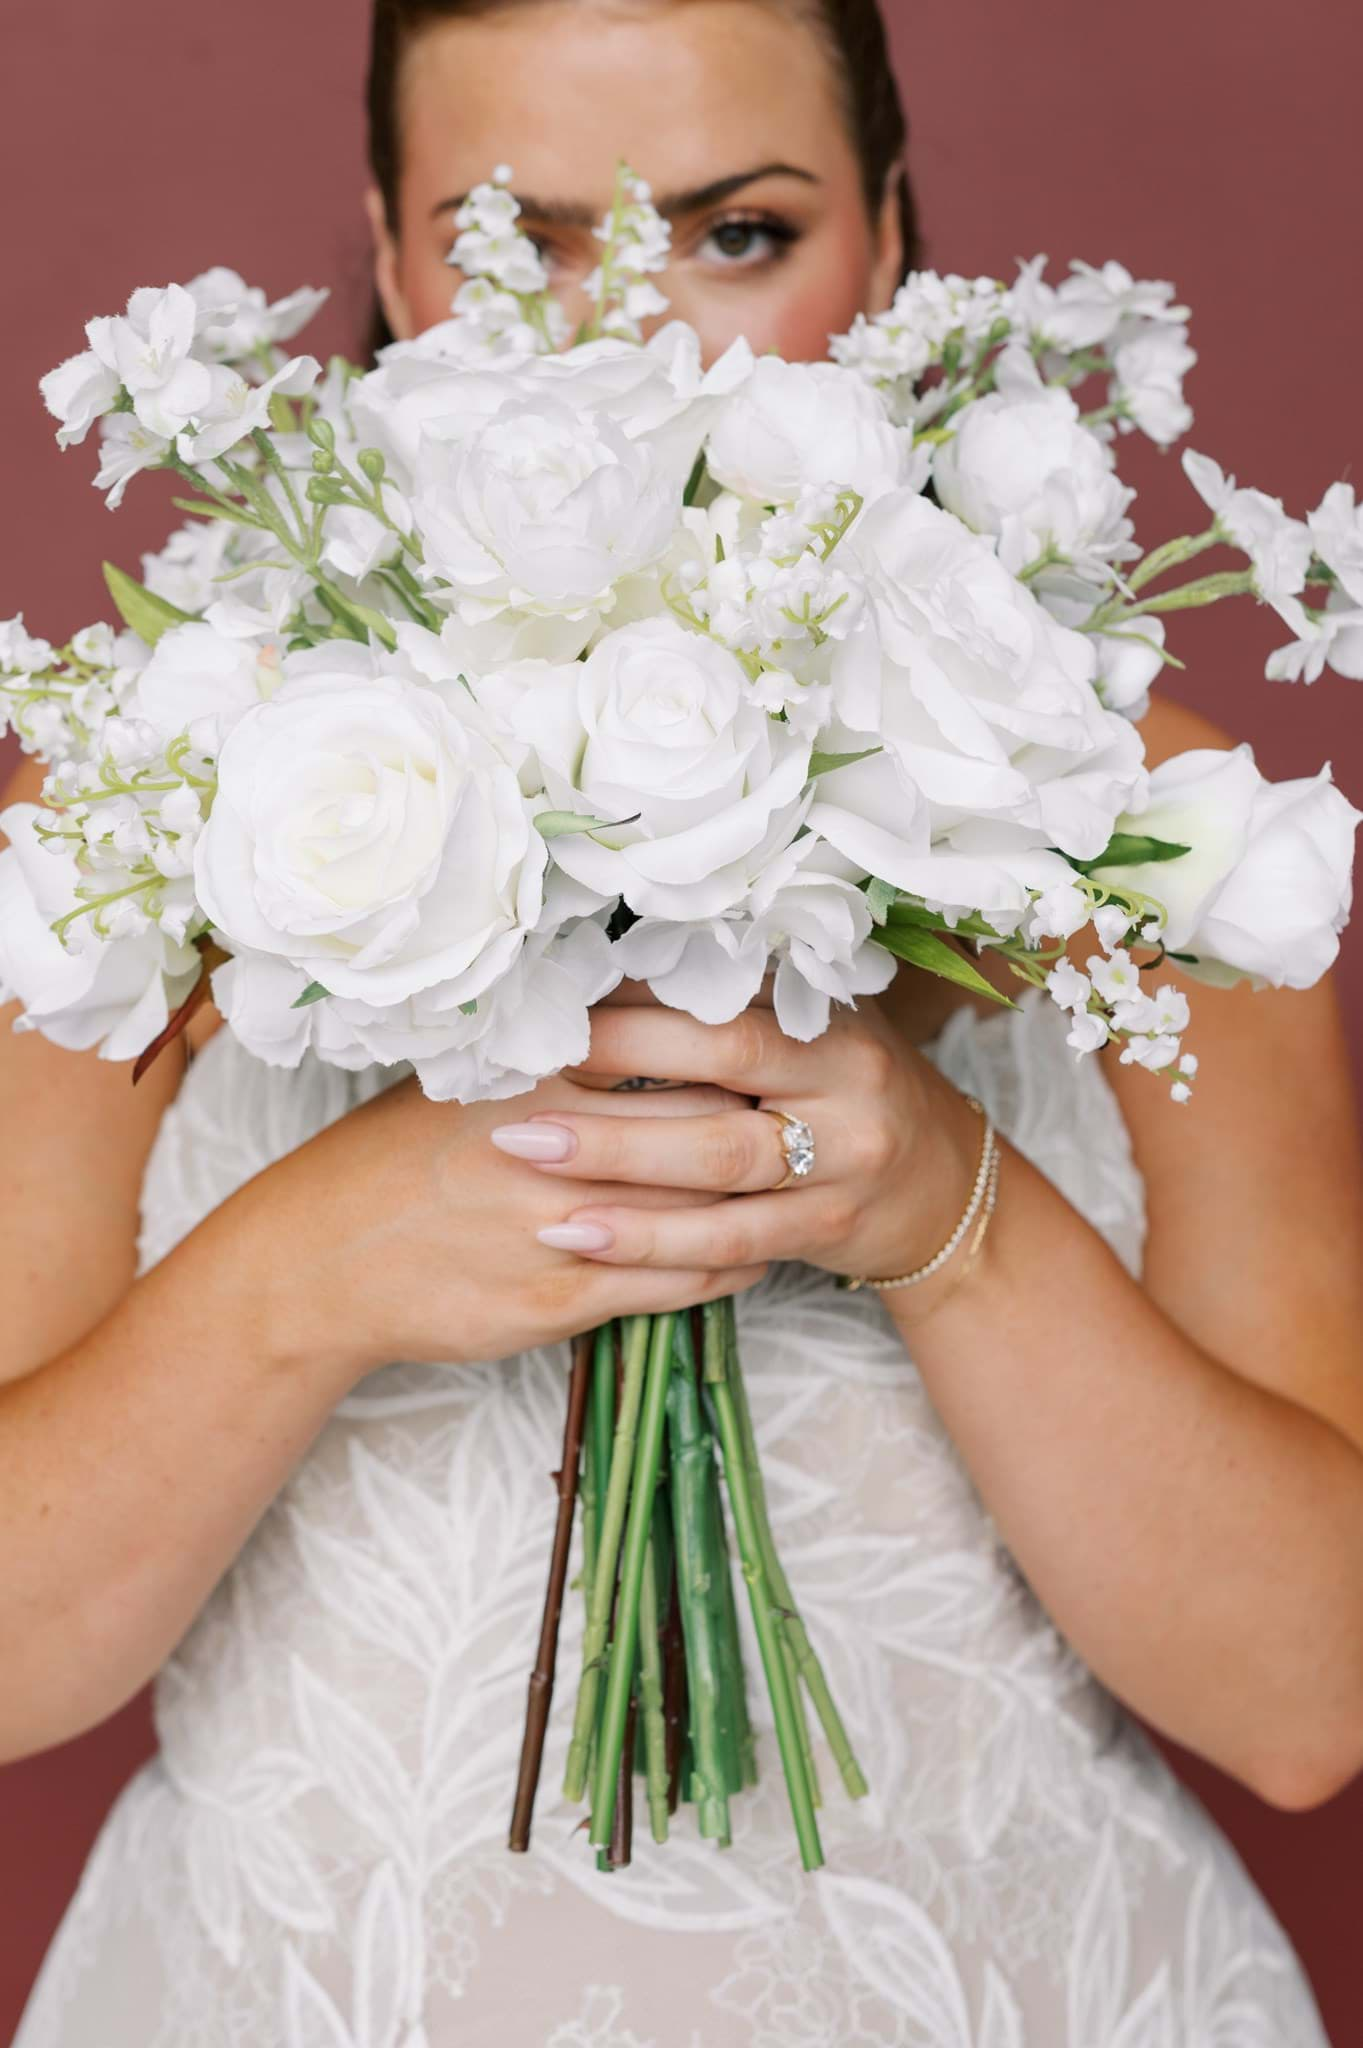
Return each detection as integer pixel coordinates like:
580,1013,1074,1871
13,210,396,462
762,1107,816,1191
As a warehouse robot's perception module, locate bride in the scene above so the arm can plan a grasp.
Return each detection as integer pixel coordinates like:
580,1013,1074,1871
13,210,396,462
5,1,1361,2042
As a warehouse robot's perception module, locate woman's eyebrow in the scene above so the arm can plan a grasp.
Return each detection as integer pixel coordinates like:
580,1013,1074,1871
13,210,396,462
430,162,820,226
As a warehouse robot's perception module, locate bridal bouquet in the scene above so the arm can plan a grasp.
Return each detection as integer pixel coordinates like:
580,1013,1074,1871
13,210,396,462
3,162,1359,1872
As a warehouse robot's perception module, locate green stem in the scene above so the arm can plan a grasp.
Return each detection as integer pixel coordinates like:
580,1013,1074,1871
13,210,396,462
589,1313,677,1848
1124,526,1221,594
579,1394,599,1617
664,1317,732,1842
720,1299,867,1802
592,1323,616,1532
684,1310,753,1795
1086,566,1256,634
636,1528,671,1844
707,1370,824,1872
1119,568,1257,618
563,1316,649,1802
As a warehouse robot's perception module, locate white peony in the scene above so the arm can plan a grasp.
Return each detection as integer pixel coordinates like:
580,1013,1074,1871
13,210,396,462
932,348,1136,582
353,319,748,495
412,396,680,640
1087,744,1362,988
705,356,918,509
210,905,618,1103
194,657,547,1014
614,837,896,1040
476,616,811,920
129,622,283,750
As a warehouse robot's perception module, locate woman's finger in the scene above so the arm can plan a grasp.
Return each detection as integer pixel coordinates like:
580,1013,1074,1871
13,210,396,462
490,1107,811,1194
536,1188,848,1271
592,1262,770,1319
573,1004,841,1099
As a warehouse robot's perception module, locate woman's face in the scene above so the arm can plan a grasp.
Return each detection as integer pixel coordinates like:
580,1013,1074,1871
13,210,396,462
366,0,905,366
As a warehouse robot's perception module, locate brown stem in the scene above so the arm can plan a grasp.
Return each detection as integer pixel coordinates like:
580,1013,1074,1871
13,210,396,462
509,1329,593,1852
131,938,229,1084
662,1551,688,1813
606,1688,637,1868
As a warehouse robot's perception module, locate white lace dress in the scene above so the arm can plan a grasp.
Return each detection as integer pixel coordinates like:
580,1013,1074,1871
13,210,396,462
12,991,1332,2048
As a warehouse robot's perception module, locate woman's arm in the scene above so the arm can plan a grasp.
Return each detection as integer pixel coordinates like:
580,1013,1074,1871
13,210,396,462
507,936,1363,1812
1,753,764,1762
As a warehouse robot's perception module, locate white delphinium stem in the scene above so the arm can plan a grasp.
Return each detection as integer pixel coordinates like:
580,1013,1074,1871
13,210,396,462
582,162,671,344
447,165,570,356
37,719,217,950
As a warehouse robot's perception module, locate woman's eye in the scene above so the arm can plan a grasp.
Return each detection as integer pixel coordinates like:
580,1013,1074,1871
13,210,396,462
698,216,798,269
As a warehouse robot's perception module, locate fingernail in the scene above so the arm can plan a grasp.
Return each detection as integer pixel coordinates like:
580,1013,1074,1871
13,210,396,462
491,1121,577,1163
537,1222,615,1253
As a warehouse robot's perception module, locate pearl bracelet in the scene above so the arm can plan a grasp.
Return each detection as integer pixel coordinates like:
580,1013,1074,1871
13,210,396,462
842,1094,1000,1294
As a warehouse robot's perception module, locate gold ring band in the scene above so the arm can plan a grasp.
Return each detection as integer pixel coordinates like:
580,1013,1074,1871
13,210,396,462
761,1107,816,1191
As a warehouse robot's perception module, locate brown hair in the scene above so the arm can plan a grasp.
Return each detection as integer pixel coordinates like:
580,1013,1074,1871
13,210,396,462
364,0,922,360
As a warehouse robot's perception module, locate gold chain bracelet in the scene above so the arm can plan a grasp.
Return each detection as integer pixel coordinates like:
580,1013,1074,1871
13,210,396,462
841,1094,1000,1294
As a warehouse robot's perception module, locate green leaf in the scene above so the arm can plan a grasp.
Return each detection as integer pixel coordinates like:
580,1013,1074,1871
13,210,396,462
864,876,898,927
170,495,260,529
102,562,197,648
808,745,881,779
459,998,478,1017
682,449,707,507
886,900,1008,941
1075,832,1192,875
534,809,641,839
872,923,1016,1007
291,980,330,1009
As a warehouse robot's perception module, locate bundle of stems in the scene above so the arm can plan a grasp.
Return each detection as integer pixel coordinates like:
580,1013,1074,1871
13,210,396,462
509,1296,868,1869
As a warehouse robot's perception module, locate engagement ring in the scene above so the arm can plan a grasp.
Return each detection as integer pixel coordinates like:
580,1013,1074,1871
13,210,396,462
763,1108,816,1190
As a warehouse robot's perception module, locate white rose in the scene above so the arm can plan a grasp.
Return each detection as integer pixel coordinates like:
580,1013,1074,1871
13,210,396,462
412,396,680,637
194,663,545,1010
933,349,1135,580
0,801,199,1059
829,490,1147,856
1087,744,1362,987
705,357,918,508
479,616,810,920
1186,767,1360,988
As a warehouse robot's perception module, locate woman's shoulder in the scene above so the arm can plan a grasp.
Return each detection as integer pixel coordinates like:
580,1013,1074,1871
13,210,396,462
1135,692,1238,770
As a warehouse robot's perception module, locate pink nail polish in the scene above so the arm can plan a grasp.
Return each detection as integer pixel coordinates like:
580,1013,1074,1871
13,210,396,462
537,1222,615,1253
491,1122,577,1163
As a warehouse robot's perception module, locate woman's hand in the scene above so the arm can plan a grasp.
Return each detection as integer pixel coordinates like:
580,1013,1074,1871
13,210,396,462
256,1065,767,1385
485,997,986,1287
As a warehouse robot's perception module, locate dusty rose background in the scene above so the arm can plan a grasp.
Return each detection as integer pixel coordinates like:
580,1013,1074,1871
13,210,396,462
2,0,1361,2038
